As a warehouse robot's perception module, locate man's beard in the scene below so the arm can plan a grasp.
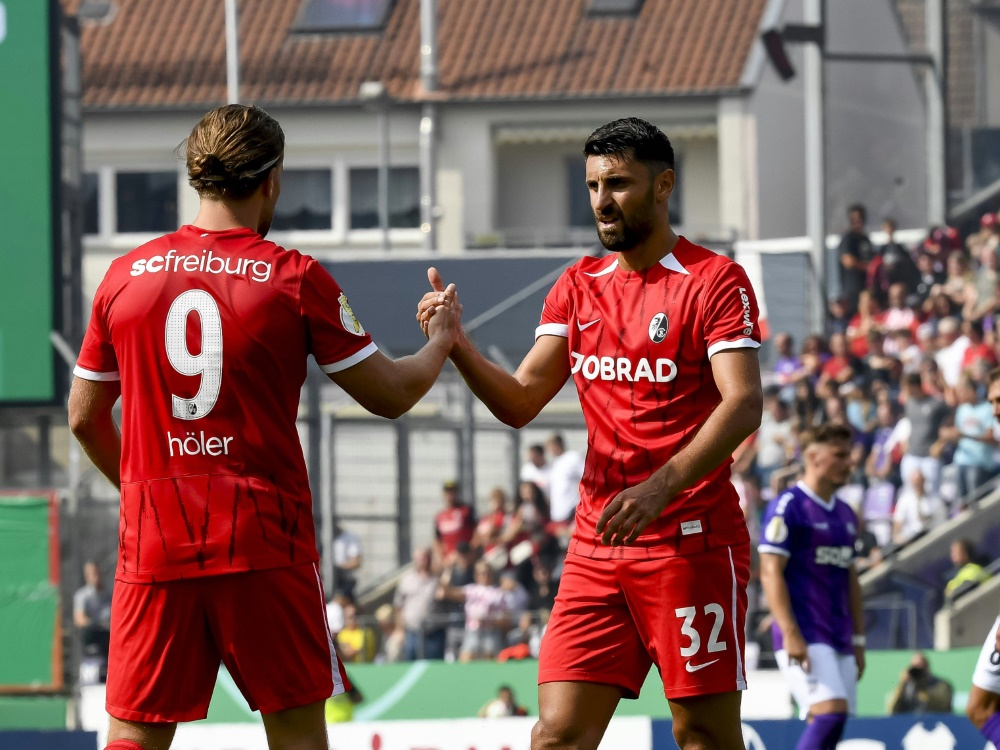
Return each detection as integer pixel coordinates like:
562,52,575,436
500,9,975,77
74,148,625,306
596,214,654,252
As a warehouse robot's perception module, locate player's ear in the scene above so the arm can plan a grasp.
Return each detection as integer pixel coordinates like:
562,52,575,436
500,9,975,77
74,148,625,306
655,168,674,204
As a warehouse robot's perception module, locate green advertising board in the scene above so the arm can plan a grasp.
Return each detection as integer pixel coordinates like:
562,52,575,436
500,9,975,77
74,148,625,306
0,0,60,404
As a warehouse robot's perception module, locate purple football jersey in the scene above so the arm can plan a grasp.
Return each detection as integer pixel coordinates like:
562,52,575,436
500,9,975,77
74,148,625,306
759,481,858,655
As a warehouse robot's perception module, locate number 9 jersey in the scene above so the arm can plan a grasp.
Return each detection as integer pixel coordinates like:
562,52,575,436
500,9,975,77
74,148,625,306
75,225,377,583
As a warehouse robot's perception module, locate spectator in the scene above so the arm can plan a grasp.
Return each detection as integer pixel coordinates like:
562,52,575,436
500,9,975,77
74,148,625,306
853,515,883,573
967,212,1000,263
478,685,528,718
519,444,551,495
374,604,405,664
791,379,821,432
433,480,476,562
749,389,794,491
438,561,509,662
960,319,998,376
892,470,945,545
73,561,112,661
944,539,992,601
965,244,999,321
847,290,884,358
324,681,364,724
395,547,446,660
934,317,971,390
888,653,954,714
332,522,362,601
474,486,511,563
882,284,920,350
529,563,558,612
336,603,377,663
505,481,557,577
838,203,875,316
901,372,951,492
817,332,859,390
545,433,584,524
865,402,902,486
942,377,997,498
326,589,352,635
772,332,801,398
940,252,974,311
869,218,920,305
828,296,851,335
913,253,945,310
890,328,923,373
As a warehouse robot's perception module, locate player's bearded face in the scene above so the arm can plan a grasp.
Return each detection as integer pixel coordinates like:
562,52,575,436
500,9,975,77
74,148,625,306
587,156,657,253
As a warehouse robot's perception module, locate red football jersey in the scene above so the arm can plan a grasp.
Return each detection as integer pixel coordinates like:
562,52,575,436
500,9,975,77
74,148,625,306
537,237,760,559
76,226,376,583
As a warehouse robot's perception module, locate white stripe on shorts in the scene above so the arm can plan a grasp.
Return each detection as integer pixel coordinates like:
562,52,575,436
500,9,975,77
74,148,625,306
313,563,346,698
728,546,747,691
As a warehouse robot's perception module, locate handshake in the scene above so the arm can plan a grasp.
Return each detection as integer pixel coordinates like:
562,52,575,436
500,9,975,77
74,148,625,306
415,266,464,347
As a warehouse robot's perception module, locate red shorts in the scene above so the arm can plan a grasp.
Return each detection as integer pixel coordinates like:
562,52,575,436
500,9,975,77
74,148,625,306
106,562,348,723
539,543,749,700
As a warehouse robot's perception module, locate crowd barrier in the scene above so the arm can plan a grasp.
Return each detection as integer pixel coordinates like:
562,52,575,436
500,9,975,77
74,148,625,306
85,716,991,750
0,731,97,750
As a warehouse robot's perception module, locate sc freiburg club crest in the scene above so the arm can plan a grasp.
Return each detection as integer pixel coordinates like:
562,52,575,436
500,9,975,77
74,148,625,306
648,312,668,344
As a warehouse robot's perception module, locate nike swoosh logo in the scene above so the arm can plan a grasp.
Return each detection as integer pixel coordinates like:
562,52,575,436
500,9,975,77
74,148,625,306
685,659,720,673
577,319,601,331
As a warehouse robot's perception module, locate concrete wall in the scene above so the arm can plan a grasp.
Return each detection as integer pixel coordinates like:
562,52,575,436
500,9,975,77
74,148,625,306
983,14,1000,126
748,0,928,238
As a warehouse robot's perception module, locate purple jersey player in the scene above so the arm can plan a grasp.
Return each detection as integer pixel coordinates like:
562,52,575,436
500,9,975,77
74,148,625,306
759,423,866,750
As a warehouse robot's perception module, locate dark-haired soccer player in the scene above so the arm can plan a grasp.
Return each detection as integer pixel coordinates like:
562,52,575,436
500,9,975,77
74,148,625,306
419,117,762,749
965,368,1000,748
759,424,866,750
69,104,460,750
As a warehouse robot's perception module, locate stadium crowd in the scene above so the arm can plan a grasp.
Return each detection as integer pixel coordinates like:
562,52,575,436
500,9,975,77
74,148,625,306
327,433,582,664
323,205,1000,666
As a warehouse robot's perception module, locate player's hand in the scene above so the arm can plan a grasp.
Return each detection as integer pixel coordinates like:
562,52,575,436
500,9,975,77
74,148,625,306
425,285,461,345
854,646,866,680
595,475,671,546
784,628,810,673
417,267,461,341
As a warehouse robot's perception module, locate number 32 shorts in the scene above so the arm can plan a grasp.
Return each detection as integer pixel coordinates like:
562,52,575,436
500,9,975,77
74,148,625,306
538,543,750,700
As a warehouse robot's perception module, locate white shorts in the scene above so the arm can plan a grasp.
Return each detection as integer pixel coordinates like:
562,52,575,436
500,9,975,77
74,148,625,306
972,617,1000,694
776,643,858,719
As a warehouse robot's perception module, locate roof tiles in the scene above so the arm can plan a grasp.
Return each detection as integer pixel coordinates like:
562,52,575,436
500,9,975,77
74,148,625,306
69,0,769,111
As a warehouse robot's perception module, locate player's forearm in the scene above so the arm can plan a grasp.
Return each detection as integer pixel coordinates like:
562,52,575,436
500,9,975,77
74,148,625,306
70,415,122,491
848,566,865,636
449,334,538,428
760,559,801,638
381,337,451,418
651,393,762,500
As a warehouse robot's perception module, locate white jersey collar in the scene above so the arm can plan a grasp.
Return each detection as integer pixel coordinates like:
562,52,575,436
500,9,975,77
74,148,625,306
796,481,837,512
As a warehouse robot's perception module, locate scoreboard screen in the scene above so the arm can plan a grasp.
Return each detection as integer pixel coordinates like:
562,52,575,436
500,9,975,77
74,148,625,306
0,0,60,405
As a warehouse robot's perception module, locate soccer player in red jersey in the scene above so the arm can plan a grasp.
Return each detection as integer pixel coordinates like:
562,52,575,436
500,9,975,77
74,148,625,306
418,118,762,749
68,105,460,750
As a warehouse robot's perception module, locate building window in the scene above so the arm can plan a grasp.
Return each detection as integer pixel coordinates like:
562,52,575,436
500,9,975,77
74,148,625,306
296,0,394,31
83,172,99,235
349,167,420,229
567,158,593,228
271,169,333,231
116,171,177,233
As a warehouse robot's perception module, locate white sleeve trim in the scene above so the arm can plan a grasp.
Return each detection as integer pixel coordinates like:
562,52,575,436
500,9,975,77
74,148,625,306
708,337,762,359
757,544,791,557
73,365,121,382
319,342,379,374
535,323,569,340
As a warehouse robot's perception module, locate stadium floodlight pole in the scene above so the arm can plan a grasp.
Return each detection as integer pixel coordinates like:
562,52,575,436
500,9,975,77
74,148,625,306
225,0,240,104
925,0,948,226
804,0,827,335
419,0,438,252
